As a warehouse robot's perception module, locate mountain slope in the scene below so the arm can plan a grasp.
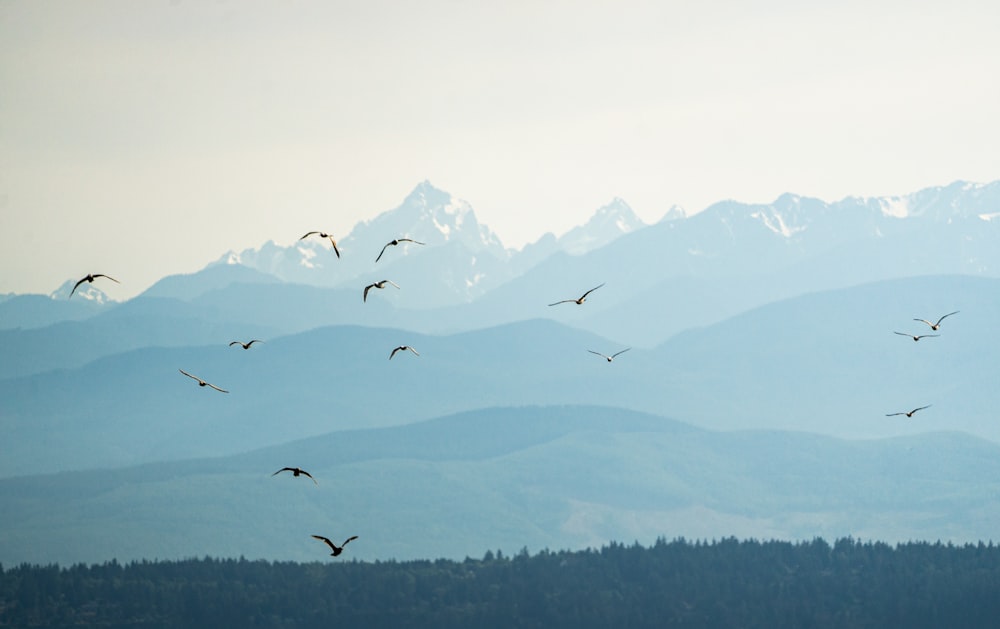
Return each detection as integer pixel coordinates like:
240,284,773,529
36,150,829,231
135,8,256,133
0,319,628,476
3,275,998,478
0,292,110,331
1,405,998,565
216,181,513,302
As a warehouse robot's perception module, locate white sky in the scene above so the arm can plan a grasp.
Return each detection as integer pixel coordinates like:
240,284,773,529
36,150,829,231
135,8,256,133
2,0,999,298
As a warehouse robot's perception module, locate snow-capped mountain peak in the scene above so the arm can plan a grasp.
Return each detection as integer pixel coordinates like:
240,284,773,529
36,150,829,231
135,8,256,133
206,181,509,302
557,197,646,255
49,279,115,303
356,181,504,254
659,205,687,222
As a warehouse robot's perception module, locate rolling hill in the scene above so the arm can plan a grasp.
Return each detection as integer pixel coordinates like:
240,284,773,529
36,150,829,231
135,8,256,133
1,405,998,566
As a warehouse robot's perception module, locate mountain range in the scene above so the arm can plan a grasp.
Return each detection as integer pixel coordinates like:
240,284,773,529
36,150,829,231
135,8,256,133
2,178,998,564
3,405,999,566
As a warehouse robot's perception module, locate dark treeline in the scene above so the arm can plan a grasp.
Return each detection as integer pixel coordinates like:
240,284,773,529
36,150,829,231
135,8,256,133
2,537,1000,628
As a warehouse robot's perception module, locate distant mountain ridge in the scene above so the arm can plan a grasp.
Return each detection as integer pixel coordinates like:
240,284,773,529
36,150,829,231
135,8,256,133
3,274,999,480
209,178,1000,321
2,404,998,565
4,178,998,329
5,180,1000,568
209,182,656,306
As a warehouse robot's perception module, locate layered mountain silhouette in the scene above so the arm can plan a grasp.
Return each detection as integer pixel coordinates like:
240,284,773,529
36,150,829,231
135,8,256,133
3,179,999,565
2,405,999,565
2,274,998,479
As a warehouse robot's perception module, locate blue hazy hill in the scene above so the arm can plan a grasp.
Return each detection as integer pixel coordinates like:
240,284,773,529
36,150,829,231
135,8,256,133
1,405,998,566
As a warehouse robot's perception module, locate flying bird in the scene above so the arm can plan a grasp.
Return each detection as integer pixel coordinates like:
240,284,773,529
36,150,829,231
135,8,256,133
178,369,229,393
312,534,358,557
886,405,931,418
272,467,317,484
389,345,420,360
363,279,400,302
229,339,264,350
300,231,341,258
376,238,425,263
69,273,119,298
588,348,631,363
549,283,605,306
894,332,940,342
914,311,959,331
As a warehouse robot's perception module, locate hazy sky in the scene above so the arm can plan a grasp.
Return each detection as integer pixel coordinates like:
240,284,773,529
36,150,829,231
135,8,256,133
2,0,999,297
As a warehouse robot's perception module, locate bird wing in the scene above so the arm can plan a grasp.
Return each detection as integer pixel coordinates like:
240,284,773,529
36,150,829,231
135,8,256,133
611,348,631,358
328,237,341,258
300,470,318,484
206,382,229,393
407,346,420,356
912,319,934,328
363,284,373,302
917,335,940,339
272,468,293,476
885,412,905,417
399,238,425,245
580,283,605,299
893,332,912,338
912,405,931,413
375,242,391,263
588,350,609,359
389,347,401,359
229,341,241,347
548,299,574,306
342,535,358,546
936,311,959,325
69,277,87,297
300,231,319,240
94,274,120,283
246,340,263,347
386,280,400,289
312,535,336,551
178,369,200,382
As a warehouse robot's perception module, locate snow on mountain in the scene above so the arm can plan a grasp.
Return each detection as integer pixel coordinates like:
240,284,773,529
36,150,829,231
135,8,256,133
49,279,116,303
847,180,1000,222
212,177,1000,310
557,197,646,255
209,181,512,303
343,180,507,258
659,204,687,222
877,196,910,218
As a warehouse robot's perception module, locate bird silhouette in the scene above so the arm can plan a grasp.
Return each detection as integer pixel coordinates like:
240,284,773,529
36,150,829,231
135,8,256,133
272,467,317,484
300,231,341,258
376,238,425,263
588,348,631,362
312,534,358,557
178,369,229,393
894,332,940,342
69,273,119,298
363,279,400,302
914,311,959,331
389,345,420,359
229,340,264,350
549,283,605,306
886,405,931,418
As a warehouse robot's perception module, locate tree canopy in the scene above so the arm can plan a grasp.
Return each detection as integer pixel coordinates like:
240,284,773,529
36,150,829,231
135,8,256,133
2,537,999,628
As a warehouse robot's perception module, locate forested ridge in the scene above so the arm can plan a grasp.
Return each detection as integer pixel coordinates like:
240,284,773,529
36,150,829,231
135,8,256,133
3,537,999,628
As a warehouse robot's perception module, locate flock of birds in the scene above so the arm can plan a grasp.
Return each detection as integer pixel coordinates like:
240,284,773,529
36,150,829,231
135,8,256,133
885,310,960,418
65,235,959,558
66,233,631,559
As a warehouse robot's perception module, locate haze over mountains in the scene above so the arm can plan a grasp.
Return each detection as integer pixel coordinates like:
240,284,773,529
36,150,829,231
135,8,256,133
2,179,998,564
3,406,1000,566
